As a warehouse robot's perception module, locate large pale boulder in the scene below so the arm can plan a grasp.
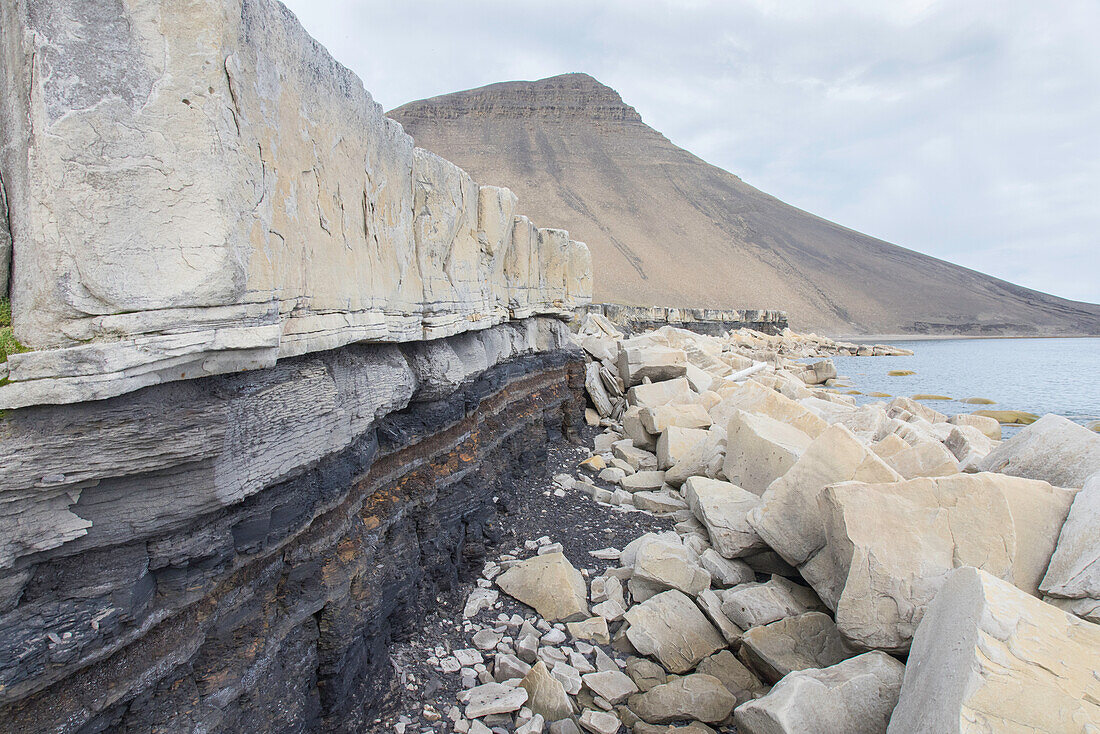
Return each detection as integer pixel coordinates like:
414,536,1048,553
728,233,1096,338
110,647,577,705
943,424,996,470
623,590,726,673
682,477,765,558
883,438,959,479
629,674,736,724
723,411,813,495
696,650,767,705
735,652,904,734
814,473,1076,651
657,426,710,470
640,403,712,433
496,553,589,622
632,536,711,596
1040,473,1100,615
748,424,902,567
627,377,693,410
947,412,1001,441
617,346,688,387
711,381,827,439
977,413,1100,488
738,612,860,684
623,406,659,451
887,567,1100,734
664,426,726,487
887,397,946,425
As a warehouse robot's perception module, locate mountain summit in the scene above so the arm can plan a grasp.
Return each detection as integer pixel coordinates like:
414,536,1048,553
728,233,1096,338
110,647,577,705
389,74,1100,335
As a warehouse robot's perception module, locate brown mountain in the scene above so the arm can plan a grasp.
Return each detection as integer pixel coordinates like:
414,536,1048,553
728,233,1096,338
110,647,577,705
388,73,1100,336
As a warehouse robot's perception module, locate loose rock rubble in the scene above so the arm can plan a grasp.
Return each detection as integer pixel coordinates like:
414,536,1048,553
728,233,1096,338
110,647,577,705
376,317,1099,732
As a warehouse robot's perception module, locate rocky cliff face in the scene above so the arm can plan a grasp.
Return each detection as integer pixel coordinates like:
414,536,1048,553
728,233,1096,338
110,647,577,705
0,2,594,731
389,74,1100,336
0,0,590,410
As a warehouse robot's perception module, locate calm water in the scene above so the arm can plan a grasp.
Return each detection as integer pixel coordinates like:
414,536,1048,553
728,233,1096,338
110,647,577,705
821,337,1100,432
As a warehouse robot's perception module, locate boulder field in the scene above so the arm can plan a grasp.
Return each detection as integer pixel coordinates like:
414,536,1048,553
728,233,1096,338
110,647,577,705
421,315,1098,733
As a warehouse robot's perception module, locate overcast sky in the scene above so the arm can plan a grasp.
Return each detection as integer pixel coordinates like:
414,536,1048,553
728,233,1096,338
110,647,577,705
281,0,1100,304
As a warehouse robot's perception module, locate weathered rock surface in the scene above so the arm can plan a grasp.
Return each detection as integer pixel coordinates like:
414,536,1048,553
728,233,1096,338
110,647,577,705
497,553,590,622
0,0,592,410
723,411,813,495
623,591,726,674
630,674,736,724
977,413,1100,488
521,662,575,723
631,536,711,596
695,650,766,705
617,345,688,387
815,473,1076,651
682,477,764,558
749,424,902,567
738,612,860,685
735,651,904,734
887,567,1100,733
1040,473,1100,612
721,577,825,630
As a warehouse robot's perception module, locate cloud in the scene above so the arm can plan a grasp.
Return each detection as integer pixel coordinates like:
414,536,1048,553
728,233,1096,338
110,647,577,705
280,0,1100,303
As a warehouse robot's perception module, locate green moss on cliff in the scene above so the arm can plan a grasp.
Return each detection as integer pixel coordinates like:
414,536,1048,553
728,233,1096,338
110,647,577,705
1,297,29,364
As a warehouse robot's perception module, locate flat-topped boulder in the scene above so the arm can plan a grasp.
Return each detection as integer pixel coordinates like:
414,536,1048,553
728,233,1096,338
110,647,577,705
616,346,689,387
629,674,736,725
887,567,1100,733
814,473,1076,651
977,413,1100,488
723,410,813,495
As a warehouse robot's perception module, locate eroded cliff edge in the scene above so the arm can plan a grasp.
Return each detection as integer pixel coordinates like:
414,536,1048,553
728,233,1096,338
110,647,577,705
0,1,594,731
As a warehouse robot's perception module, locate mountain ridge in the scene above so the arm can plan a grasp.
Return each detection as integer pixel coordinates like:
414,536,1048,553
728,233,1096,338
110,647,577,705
389,73,1100,336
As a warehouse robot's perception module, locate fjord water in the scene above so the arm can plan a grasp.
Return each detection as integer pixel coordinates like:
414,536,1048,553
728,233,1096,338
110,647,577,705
828,337,1100,429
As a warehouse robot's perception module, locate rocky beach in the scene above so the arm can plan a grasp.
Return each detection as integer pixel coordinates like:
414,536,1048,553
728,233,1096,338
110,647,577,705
372,315,1100,733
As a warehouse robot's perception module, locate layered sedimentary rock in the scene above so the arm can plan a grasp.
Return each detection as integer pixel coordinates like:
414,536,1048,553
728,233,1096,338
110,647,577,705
579,304,788,336
0,1,595,731
0,0,591,410
0,319,587,732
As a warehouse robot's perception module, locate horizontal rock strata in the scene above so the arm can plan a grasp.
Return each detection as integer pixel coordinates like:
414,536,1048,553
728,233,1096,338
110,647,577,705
0,0,591,409
0,320,586,733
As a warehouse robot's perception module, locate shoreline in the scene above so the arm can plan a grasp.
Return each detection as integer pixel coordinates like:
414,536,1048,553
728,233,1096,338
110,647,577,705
832,333,1100,343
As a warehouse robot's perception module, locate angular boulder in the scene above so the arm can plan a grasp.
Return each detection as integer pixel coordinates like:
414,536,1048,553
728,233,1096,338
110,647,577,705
617,346,688,387
723,410,813,495
623,590,726,674
497,552,589,622
887,567,1100,733
720,576,825,630
520,661,575,722
627,377,693,411
735,652,904,734
632,536,711,596
815,473,1076,651
738,612,860,685
947,412,1001,441
1040,473,1100,617
630,674,737,725
711,381,828,439
977,412,1100,488
657,426,710,470
695,650,766,705
748,424,902,567
640,403,712,433
683,476,765,558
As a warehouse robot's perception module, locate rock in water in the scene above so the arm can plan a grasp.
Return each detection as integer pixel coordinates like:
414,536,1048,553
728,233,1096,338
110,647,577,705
977,413,1100,488
630,673,737,724
623,590,725,673
735,651,904,734
738,612,860,685
887,567,1100,733
496,553,590,622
